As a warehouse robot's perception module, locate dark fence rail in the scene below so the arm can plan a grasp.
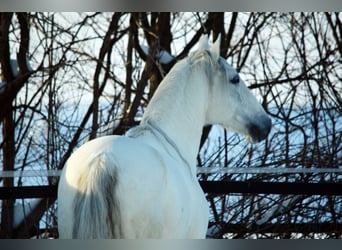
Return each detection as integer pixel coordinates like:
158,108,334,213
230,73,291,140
1,181,342,200
200,181,342,195
212,222,342,236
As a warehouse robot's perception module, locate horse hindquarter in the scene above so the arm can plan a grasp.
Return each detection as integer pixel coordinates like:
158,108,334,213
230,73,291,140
58,135,209,238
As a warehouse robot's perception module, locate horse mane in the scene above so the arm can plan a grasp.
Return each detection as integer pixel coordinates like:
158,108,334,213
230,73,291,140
141,50,218,126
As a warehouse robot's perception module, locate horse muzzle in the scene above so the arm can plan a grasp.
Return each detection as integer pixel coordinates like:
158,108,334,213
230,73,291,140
246,115,272,144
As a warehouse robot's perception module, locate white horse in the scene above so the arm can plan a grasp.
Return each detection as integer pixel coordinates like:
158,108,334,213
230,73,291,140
57,35,271,239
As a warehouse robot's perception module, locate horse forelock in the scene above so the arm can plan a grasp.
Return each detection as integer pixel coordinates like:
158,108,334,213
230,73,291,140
187,49,227,82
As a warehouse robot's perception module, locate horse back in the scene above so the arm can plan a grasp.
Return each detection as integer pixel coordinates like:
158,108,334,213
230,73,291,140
58,134,208,238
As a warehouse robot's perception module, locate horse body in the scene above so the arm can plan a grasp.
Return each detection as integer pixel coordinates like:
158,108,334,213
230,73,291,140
58,58,210,238
58,35,271,238
58,132,208,238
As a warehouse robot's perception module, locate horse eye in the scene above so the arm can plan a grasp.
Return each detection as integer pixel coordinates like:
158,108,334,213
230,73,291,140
230,75,240,84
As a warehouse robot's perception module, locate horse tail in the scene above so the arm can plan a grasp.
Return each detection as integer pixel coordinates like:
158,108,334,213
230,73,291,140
72,153,122,238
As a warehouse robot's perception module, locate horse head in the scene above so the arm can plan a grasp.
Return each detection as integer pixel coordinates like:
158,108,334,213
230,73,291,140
196,34,272,143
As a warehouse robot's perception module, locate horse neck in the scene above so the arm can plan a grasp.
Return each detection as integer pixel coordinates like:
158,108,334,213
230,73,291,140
141,60,209,176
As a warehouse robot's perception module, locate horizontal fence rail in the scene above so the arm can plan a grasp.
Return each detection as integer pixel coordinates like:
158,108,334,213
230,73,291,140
1,167,342,178
211,222,342,235
1,169,342,199
1,181,342,200
200,181,342,196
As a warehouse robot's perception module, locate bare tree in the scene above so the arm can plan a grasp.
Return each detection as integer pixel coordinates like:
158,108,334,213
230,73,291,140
0,12,341,238
201,12,342,238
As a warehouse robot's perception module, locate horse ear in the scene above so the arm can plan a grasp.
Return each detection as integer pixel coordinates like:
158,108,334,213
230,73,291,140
198,34,209,51
210,33,221,61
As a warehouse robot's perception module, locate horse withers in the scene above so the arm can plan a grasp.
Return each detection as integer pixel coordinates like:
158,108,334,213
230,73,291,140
57,34,271,238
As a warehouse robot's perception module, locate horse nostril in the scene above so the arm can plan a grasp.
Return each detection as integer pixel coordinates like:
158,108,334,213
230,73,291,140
248,116,272,143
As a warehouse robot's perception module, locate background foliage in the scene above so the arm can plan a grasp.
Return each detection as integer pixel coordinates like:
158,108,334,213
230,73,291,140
0,12,341,238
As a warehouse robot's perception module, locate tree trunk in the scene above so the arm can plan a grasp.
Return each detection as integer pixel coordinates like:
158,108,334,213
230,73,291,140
0,12,15,239
0,103,15,238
